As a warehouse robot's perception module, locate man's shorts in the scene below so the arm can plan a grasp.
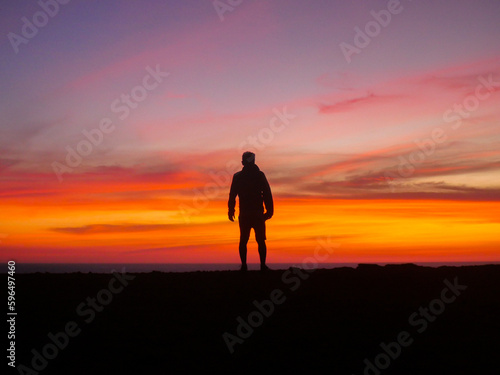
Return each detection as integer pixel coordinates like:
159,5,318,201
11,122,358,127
239,213,266,241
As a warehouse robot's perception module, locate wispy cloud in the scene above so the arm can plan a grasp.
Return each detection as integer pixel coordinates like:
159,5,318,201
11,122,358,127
50,223,177,235
318,92,393,114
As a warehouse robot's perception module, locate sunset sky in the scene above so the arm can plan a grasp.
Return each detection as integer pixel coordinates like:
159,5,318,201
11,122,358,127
1,0,499,264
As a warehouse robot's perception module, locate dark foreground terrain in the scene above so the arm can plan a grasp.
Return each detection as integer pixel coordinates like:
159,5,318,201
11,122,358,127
7,264,500,374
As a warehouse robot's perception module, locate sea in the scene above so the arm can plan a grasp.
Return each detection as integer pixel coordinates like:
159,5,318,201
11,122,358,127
9,262,499,273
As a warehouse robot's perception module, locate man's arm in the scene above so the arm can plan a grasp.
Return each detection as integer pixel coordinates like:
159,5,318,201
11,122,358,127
228,174,237,222
261,172,274,219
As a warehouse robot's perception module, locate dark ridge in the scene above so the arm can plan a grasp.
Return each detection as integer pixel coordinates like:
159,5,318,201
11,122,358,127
11,265,500,374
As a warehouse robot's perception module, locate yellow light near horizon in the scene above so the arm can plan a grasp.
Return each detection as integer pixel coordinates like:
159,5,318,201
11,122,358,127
1,196,499,263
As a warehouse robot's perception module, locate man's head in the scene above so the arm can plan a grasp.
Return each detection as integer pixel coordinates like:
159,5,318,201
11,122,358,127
242,151,255,166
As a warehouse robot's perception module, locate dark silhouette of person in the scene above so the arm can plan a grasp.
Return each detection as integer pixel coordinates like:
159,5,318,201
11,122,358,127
228,152,273,272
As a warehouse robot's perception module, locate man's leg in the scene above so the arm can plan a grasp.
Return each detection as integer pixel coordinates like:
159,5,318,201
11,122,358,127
239,217,251,269
254,217,268,269
257,239,267,266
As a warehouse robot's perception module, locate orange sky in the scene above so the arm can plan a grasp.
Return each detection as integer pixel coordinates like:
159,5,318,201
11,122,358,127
2,186,499,263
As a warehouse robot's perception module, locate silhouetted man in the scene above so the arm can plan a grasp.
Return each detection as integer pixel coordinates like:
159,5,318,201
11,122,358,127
228,152,273,272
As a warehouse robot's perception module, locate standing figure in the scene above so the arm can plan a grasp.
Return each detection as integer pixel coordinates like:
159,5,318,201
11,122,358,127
228,152,273,272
